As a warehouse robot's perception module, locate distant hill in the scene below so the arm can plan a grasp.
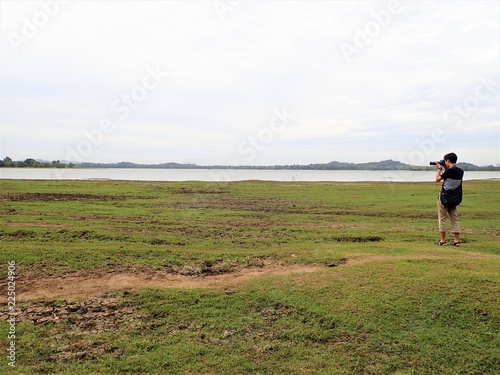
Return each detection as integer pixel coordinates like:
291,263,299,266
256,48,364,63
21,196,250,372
78,161,200,169
288,159,412,170
75,159,499,171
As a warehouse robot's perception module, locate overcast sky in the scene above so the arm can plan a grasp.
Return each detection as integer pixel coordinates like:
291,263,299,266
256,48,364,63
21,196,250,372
1,0,499,166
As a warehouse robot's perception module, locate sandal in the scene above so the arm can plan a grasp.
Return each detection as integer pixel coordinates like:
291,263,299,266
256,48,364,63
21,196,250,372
437,241,446,246
452,241,460,247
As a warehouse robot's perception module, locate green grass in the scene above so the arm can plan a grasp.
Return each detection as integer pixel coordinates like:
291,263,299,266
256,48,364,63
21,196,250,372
0,179,499,374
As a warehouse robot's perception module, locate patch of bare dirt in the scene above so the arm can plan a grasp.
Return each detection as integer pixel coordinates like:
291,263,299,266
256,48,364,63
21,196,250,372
0,192,126,201
5,253,491,303
11,262,322,302
3,221,71,229
169,186,229,194
4,295,144,361
15,295,141,332
161,196,314,213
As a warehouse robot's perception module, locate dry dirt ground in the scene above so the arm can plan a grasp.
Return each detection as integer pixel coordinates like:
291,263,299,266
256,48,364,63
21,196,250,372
15,262,322,301
7,254,449,302
3,261,328,340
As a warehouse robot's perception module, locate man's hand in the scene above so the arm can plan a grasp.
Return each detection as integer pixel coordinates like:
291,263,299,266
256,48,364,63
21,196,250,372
435,164,443,182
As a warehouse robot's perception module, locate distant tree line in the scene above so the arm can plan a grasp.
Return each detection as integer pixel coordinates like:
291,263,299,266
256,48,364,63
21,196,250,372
1,157,498,171
0,157,76,168
78,159,499,171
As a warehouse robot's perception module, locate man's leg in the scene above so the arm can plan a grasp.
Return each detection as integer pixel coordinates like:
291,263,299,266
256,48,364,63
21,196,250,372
437,197,448,243
448,206,461,244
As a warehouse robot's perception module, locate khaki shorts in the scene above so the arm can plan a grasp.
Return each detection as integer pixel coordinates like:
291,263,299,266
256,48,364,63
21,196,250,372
437,196,461,233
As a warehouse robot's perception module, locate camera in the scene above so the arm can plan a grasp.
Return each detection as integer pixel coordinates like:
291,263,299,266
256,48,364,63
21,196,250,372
430,160,445,166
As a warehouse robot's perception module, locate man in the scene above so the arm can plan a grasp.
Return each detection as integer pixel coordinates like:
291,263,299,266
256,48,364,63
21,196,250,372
435,152,464,246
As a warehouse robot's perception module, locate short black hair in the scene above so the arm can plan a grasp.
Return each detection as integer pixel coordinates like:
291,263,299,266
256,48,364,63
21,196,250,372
444,152,458,163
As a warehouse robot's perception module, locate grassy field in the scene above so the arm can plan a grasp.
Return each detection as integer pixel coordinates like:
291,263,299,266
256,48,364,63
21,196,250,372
0,178,499,374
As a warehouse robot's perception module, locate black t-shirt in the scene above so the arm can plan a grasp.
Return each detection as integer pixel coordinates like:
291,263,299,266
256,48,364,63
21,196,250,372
441,166,464,191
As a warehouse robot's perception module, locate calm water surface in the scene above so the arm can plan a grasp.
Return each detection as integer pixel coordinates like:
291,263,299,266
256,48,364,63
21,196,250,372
0,168,498,182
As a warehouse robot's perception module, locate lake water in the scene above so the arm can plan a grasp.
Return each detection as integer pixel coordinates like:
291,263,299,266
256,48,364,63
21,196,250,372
0,168,498,182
